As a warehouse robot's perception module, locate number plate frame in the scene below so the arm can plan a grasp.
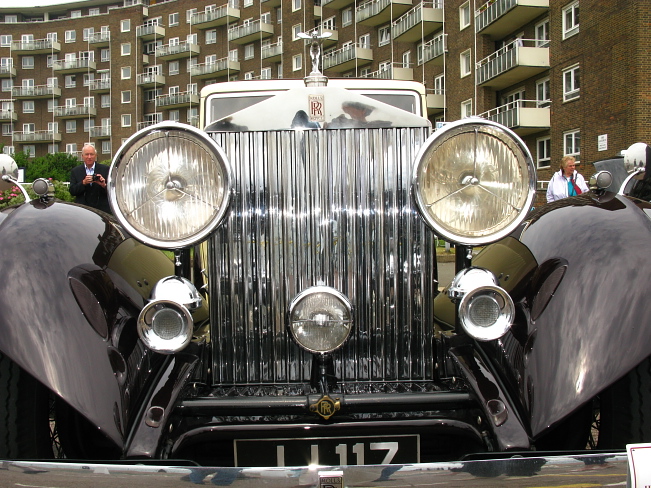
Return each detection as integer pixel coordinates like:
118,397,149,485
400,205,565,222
234,434,419,467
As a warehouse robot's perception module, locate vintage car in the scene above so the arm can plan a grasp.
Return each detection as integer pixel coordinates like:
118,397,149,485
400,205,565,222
0,39,649,467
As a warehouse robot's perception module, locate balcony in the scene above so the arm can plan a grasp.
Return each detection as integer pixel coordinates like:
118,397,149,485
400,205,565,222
479,99,550,136
89,126,111,139
261,41,283,62
156,91,200,109
476,0,549,39
87,31,111,47
191,4,240,29
228,20,274,44
323,44,373,72
261,0,281,7
89,79,111,93
322,0,355,11
0,110,17,122
191,58,240,79
0,65,16,78
188,115,200,128
476,39,549,89
11,39,61,55
155,41,200,61
13,130,62,143
52,59,97,74
356,0,413,27
426,89,445,115
12,84,61,99
418,33,446,66
361,63,413,81
393,1,443,42
137,73,166,88
303,27,339,48
136,23,165,41
53,105,97,119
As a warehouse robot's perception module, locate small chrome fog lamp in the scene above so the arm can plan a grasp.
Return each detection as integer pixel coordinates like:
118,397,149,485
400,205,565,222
448,267,514,341
32,178,54,198
289,287,353,354
137,276,203,354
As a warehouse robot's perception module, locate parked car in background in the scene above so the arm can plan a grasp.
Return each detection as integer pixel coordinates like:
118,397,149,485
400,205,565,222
0,40,649,468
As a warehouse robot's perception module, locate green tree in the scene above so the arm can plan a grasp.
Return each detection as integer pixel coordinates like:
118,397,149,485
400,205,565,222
24,153,79,183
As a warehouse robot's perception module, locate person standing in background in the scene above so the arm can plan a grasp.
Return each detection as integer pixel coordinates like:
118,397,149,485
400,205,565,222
69,143,111,214
546,155,589,202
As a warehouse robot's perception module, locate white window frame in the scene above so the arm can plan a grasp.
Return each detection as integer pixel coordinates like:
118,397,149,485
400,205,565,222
66,120,77,133
169,60,180,75
22,56,34,69
121,90,131,103
359,33,371,49
206,29,217,44
342,8,353,27
563,64,580,102
65,30,76,43
564,130,580,158
293,54,302,71
121,19,130,32
378,25,391,47
121,43,131,56
169,12,179,26
535,18,550,47
292,0,301,12
460,49,472,78
536,77,550,107
23,101,35,114
536,136,551,168
244,44,255,60
121,114,132,128
292,24,302,41
562,1,579,39
66,143,77,154
459,2,471,30
461,99,473,118
121,66,131,80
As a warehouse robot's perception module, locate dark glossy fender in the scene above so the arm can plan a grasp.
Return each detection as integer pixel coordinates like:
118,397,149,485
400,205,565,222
0,199,174,447
474,193,651,438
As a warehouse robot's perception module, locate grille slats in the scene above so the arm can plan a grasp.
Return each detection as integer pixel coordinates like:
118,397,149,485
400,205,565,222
208,127,437,389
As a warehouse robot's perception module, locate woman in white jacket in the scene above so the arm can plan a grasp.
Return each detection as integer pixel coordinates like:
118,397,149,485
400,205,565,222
546,155,589,202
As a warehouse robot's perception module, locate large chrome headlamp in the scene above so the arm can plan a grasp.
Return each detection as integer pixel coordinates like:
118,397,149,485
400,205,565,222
288,287,353,354
109,122,231,249
413,118,535,246
448,267,514,341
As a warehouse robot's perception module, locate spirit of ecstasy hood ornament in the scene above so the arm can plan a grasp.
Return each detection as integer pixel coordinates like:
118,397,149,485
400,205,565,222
297,30,332,87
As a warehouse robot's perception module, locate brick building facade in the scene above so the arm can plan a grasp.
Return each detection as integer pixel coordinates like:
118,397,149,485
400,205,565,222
1,0,650,203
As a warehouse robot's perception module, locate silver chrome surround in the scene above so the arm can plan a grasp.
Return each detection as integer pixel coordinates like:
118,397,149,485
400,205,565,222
150,276,203,312
288,286,353,354
413,118,536,246
109,121,232,249
137,299,193,354
589,171,614,191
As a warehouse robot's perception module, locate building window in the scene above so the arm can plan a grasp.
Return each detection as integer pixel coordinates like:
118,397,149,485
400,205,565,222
101,141,111,154
22,56,34,69
261,67,271,79
66,120,77,133
0,35,11,47
402,50,411,68
292,0,301,11
537,137,551,168
48,144,59,154
206,29,217,44
121,67,131,79
187,83,198,94
460,49,472,78
23,123,35,133
101,49,110,62
89,8,100,15
83,118,94,133
66,143,77,154
378,25,391,47
71,10,81,18
562,1,579,39
461,99,473,118
23,101,35,114
563,64,580,101
229,49,239,62
83,73,93,86
459,2,471,30
186,9,197,23
121,19,130,32
292,24,302,41
23,145,35,158
169,61,180,75
169,12,179,26
145,89,161,102
121,43,131,56
359,34,370,49
536,78,550,107
65,75,76,88
293,54,302,71
5,15,18,23
535,18,550,47
65,30,76,43
101,94,110,108
341,8,353,27
564,130,580,158
83,27,94,41
169,110,180,122
244,44,255,60
2,124,13,136
121,114,132,127
244,0,253,7
244,71,254,80
121,91,131,103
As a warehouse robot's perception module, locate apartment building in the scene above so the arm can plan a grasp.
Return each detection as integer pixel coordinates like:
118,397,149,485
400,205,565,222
1,0,650,196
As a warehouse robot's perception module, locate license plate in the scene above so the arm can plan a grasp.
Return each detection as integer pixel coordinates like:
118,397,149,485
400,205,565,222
234,435,419,467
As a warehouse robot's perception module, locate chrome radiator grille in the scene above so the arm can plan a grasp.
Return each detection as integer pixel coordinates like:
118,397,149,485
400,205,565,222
207,127,437,389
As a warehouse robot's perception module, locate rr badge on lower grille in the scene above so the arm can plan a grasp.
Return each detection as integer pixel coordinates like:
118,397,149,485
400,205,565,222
310,395,341,420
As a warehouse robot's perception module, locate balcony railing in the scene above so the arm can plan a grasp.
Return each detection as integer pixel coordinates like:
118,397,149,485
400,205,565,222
12,84,61,99
88,31,111,46
53,104,97,118
261,41,283,61
475,0,549,39
0,110,17,122
356,0,413,26
137,73,166,87
0,65,16,78
137,120,161,131
418,33,446,66
13,130,62,143
393,1,443,42
136,23,166,40
426,88,445,115
323,44,373,72
11,38,61,54
479,99,550,135
360,63,413,81
89,126,111,138
476,38,549,89
190,58,240,78
228,20,274,44
190,3,240,28
156,91,200,108
89,79,111,92
155,41,200,60
52,59,97,74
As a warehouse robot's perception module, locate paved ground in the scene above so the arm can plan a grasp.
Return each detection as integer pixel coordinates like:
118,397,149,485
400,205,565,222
438,260,455,290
